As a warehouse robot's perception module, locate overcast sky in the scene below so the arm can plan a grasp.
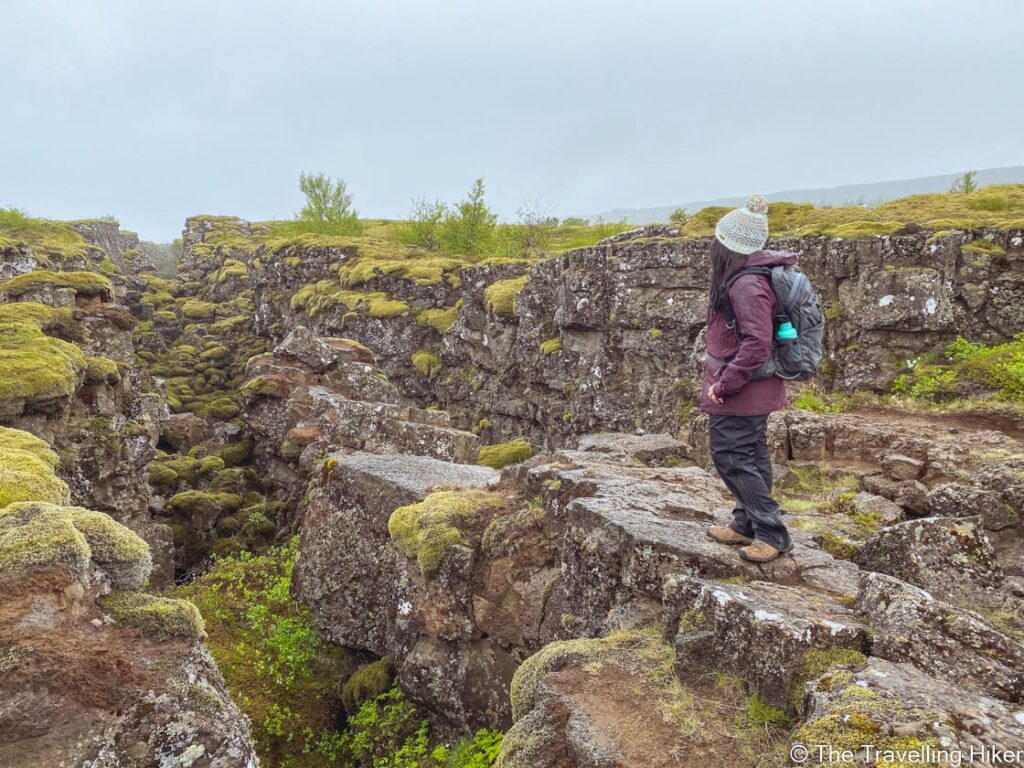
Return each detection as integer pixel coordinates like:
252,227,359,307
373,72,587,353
1,0,1021,241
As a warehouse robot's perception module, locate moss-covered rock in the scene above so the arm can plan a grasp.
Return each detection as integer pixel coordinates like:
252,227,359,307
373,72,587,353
411,350,441,379
484,275,529,318
477,438,533,469
100,590,206,640
84,355,121,385
341,656,394,712
0,302,87,410
388,489,503,576
0,269,113,298
0,426,69,508
0,502,151,588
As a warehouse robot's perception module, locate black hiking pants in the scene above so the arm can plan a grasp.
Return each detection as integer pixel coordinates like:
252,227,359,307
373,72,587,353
708,414,791,550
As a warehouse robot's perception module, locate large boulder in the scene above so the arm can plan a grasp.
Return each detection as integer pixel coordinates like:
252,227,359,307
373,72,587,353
857,572,1024,703
854,516,1003,603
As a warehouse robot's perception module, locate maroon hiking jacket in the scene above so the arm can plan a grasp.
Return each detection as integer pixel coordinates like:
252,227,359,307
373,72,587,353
699,250,799,417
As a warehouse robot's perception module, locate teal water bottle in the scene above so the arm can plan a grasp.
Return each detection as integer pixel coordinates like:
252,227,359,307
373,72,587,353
777,321,798,340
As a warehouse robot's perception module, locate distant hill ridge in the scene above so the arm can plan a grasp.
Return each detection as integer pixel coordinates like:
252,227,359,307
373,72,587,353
585,165,1024,224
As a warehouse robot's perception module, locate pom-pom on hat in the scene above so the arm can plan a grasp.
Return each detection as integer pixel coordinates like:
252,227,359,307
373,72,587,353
714,194,770,255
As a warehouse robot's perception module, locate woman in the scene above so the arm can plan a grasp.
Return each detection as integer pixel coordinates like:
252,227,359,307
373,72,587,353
701,195,796,563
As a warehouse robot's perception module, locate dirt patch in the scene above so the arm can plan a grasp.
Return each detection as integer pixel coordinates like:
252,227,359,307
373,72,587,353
550,664,787,768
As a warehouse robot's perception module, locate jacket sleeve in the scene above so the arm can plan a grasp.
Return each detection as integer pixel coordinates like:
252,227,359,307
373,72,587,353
714,275,775,397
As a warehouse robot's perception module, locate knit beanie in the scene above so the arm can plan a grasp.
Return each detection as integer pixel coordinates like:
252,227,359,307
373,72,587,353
714,194,770,255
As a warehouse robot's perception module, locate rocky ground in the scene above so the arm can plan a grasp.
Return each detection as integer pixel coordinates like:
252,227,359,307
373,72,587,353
1,204,1023,767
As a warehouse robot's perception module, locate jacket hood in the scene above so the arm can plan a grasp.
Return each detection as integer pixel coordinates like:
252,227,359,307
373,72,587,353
743,250,799,268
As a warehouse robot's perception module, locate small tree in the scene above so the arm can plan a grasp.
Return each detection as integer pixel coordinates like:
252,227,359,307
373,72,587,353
398,197,447,250
668,208,689,224
559,217,587,227
440,178,497,256
950,170,978,195
496,201,555,260
296,172,361,234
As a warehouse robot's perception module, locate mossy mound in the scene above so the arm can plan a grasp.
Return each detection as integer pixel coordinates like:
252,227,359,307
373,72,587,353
84,355,121,385
484,275,529,318
100,590,206,640
0,269,112,298
166,490,243,518
181,299,216,320
388,489,504,576
0,426,69,508
0,302,87,409
477,438,533,469
341,656,394,712
0,502,151,589
539,337,562,355
416,305,459,334
411,350,441,379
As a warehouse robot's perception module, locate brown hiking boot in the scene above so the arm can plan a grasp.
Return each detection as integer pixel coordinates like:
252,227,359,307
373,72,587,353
738,539,794,563
707,525,754,546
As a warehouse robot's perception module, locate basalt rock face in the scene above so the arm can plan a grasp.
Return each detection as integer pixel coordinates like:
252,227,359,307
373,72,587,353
0,240,171,586
234,219,1024,446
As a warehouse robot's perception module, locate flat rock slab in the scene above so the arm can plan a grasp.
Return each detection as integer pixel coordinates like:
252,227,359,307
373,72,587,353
574,432,690,466
530,453,863,639
331,451,499,497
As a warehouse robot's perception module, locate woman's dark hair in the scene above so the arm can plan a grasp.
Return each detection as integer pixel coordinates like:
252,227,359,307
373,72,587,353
708,238,750,314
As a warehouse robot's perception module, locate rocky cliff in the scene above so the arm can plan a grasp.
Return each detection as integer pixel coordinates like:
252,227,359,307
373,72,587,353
2,195,1024,767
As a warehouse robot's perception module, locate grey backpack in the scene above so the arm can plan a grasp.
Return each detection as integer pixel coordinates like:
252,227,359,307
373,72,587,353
723,265,825,381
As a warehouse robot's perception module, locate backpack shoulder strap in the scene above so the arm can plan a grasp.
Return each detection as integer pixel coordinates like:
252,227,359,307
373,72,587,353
721,265,774,327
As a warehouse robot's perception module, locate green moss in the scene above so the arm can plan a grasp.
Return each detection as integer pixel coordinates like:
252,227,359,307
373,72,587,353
647,328,663,340
0,302,87,407
0,426,68,508
0,269,112,298
216,441,253,468
100,590,205,640
792,685,941,764
0,502,150,588
84,356,120,385
539,337,563,355
198,456,226,474
341,656,394,712
477,438,533,469
483,275,528,318
962,239,1006,256
416,305,459,334
200,345,231,362
828,220,903,238
788,648,867,712
241,375,288,399
388,490,503,576
181,299,216,320
411,350,441,379
166,490,243,517
173,538,357,765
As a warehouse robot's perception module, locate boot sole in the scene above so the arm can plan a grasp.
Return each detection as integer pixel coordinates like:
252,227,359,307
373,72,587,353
738,542,794,563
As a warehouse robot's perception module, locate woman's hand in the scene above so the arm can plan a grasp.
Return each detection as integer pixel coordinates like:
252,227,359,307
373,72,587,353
707,384,724,405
